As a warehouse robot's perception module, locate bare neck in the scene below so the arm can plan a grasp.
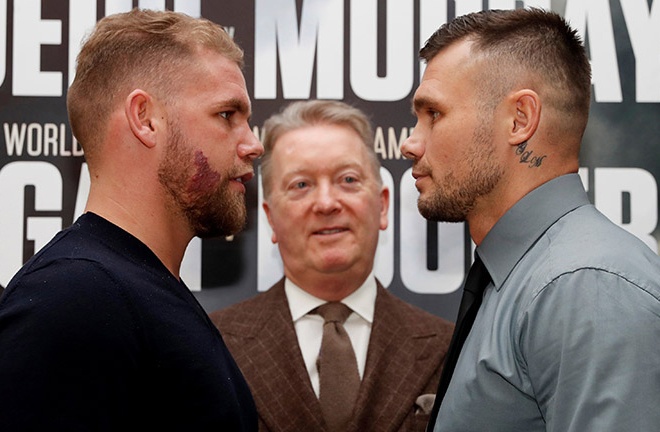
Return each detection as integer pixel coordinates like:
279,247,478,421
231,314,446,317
467,164,579,246
84,182,192,280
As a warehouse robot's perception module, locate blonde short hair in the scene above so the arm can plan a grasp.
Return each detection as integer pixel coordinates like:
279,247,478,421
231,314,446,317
67,8,243,158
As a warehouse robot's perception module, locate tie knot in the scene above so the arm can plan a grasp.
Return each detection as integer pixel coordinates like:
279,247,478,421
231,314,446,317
316,302,352,324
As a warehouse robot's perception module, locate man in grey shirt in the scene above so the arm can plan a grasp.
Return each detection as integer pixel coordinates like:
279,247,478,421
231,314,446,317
402,8,660,432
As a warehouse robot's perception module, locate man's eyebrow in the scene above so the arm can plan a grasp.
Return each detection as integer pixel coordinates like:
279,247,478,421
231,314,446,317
222,98,252,117
412,96,433,114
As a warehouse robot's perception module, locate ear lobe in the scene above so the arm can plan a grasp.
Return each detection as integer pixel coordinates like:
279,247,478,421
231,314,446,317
125,89,158,149
509,90,540,146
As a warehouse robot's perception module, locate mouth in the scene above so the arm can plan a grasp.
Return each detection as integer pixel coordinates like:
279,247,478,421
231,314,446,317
412,171,424,180
412,170,432,183
411,170,431,193
411,163,431,179
232,171,254,184
313,227,349,235
411,160,431,180
229,171,254,193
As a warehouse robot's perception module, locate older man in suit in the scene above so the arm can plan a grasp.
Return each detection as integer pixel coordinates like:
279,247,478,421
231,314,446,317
211,100,453,432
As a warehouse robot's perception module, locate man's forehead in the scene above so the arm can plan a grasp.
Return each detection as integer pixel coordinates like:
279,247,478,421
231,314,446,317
274,137,369,169
413,43,479,107
422,39,475,76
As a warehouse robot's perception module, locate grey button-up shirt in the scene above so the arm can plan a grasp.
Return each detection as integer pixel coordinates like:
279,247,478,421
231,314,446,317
434,174,660,432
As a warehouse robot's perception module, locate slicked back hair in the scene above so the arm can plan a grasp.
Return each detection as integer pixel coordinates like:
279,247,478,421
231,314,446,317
260,100,381,199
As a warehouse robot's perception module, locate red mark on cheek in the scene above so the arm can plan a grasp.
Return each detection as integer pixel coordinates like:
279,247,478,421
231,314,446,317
189,150,221,193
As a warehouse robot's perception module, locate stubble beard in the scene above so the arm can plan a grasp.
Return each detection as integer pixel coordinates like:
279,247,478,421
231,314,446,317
417,121,503,222
158,122,247,239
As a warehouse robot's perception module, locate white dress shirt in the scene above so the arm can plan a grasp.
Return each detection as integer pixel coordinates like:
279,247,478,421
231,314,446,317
284,275,376,398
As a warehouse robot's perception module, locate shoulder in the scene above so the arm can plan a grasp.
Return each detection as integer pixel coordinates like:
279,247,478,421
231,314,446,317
0,252,141,361
6,220,146,296
548,205,657,267
209,280,287,335
5,247,125,310
1,227,160,333
527,205,660,300
508,208,660,338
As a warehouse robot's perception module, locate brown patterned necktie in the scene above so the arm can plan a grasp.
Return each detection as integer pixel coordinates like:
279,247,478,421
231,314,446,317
315,302,360,432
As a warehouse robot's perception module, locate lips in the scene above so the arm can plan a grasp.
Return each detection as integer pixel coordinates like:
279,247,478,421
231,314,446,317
233,171,254,183
412,168,431,180
313,227,349,235
411,160,431,180
229,171,253,194
411,170,431,192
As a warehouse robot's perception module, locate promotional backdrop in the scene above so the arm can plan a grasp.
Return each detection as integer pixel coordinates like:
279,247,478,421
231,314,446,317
0,0,658,322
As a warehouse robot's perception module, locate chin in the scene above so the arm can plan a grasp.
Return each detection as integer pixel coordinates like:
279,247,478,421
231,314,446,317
317,256,354,273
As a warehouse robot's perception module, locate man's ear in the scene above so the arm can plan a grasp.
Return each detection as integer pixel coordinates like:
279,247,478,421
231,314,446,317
262,201,278,244
125,89,159,148
379,185,390,231
508,89,541,146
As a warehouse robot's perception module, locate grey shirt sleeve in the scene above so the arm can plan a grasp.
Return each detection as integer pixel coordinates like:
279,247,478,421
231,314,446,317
520,268,660,432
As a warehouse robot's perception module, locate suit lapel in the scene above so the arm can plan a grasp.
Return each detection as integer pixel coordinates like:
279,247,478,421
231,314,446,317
237,280,326,431
350,283,440,432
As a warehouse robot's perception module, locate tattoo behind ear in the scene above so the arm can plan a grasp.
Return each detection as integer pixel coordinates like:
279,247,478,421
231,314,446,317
515,141,546,168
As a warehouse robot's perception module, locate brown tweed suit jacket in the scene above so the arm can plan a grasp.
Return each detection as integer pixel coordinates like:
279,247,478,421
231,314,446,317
210,278,453,432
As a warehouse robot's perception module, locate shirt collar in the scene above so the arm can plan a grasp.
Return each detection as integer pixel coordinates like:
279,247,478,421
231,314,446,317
478,174,590,291
285,273,377,324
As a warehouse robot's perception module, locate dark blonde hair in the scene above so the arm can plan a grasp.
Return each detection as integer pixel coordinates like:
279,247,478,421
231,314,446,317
421,8,591,137
67,8,243,158
260,100,381,198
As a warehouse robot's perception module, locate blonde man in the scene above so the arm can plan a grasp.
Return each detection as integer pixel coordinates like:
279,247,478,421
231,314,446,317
0,9,262,430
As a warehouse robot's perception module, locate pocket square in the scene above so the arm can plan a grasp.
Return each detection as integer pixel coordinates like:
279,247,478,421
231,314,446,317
415,393,436,415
